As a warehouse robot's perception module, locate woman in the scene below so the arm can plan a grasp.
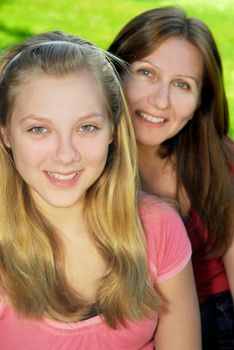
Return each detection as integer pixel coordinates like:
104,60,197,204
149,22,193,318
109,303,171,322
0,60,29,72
0,31,200,349
108,6,234,349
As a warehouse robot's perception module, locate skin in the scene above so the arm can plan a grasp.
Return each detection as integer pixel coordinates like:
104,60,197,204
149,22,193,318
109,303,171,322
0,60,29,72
155,262,201,349
125,36,234,306
223,240,234,303
1,73,113,300
1,68,201,347
124,37,204,212
125,37,203,151
2,73,113,212
124,37,204,348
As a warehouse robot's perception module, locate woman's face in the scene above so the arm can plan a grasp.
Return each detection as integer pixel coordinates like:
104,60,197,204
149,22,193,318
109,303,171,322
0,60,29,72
124,36,204,150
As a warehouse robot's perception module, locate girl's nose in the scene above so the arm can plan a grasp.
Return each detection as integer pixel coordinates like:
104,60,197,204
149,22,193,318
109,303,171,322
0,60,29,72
53,136,80,165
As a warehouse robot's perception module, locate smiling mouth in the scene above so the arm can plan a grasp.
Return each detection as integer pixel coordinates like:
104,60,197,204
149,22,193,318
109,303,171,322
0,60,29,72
46,171,80,180
139,111,165,123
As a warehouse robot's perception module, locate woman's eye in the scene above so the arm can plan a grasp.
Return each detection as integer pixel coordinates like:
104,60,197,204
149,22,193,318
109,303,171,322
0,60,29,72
137,69,153,77
29,126,47,134
175,81,190,90
79,124,97,133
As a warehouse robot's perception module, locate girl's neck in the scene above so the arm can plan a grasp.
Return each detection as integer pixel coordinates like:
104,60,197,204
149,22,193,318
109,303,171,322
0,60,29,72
33,194,86,240
47,205,84,233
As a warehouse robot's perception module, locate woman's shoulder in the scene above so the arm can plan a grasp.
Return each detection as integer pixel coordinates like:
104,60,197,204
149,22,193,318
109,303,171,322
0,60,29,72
224,136,234,173
224,136,234,152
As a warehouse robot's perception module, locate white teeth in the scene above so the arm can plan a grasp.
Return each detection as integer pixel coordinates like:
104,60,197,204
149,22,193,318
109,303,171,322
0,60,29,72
47,171,77,180
139,112,164,123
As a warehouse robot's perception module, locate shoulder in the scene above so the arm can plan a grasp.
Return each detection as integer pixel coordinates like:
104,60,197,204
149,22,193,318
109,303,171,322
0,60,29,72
138,192,191,283
224,136,234,152
0,289,6,318
138,192,182,230
223,136,234,174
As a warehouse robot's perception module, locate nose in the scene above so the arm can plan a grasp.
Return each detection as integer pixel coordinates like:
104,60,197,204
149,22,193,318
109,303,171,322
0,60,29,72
148,82,170,110
53,135,80,164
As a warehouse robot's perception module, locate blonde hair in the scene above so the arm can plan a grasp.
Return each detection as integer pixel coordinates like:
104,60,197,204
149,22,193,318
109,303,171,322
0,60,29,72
0,31,160,327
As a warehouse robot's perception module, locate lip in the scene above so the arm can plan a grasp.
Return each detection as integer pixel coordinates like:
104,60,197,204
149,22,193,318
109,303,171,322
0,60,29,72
44,170,83,188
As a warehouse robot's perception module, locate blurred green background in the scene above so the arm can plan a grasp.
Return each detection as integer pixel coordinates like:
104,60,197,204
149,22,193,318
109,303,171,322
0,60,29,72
0,0,233,138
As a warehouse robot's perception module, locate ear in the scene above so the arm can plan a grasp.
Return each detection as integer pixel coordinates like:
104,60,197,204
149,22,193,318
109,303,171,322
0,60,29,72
109,134,113,144
108,123,114,144
0,127,11,148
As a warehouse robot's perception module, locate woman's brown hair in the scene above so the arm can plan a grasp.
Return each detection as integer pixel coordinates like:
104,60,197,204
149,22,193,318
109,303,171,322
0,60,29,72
108,6,234,255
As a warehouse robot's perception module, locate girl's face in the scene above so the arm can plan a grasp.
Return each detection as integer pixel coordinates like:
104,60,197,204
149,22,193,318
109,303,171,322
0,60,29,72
1,73,113,212
124,36,204,150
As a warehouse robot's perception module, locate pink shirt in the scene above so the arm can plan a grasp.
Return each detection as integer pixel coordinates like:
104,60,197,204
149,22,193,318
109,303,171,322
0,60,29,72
0,194,191,350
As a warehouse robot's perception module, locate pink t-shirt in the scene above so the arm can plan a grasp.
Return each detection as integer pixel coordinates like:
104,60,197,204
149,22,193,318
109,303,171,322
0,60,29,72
0,194,191,350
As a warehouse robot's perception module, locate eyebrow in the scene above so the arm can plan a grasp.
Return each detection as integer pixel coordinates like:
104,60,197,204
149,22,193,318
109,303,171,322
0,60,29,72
20,113,105,124
135,59,200,85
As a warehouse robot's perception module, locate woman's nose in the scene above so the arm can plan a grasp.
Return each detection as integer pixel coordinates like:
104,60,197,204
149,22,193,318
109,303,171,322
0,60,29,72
147,83,170,110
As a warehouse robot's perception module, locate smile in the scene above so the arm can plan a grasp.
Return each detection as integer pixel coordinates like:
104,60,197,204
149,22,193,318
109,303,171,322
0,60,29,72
46,171,79,180
139,112,165,123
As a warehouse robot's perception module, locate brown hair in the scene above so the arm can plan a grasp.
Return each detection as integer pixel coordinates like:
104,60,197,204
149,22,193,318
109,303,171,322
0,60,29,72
108,6,234,255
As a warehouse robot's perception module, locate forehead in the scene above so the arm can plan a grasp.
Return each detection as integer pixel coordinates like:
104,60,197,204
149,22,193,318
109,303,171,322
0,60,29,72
13,71,102,99
140,36,204,78
10,73,107,120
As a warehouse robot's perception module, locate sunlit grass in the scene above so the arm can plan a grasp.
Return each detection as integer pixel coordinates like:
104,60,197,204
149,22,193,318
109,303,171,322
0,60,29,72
0,0,233,137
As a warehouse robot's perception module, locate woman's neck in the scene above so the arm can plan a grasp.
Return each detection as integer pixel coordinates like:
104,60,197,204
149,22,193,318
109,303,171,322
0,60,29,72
137,146,191,215
138,144,173,193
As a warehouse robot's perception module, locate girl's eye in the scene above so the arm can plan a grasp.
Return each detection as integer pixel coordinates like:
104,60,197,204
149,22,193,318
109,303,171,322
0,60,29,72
29,126,47,134
175,81,190,90
79,124,97,133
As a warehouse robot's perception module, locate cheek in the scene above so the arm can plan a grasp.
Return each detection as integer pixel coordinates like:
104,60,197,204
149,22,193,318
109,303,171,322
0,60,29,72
174,95,198,121
81,136,110,164
10,140,45,171
90,146,109,165
124,79,141,105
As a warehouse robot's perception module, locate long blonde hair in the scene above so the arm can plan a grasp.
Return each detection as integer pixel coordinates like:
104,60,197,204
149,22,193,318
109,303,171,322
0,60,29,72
0,31,159,327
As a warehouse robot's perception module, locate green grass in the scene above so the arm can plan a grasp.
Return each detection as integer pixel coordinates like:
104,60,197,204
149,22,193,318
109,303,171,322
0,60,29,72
0,0,233,138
